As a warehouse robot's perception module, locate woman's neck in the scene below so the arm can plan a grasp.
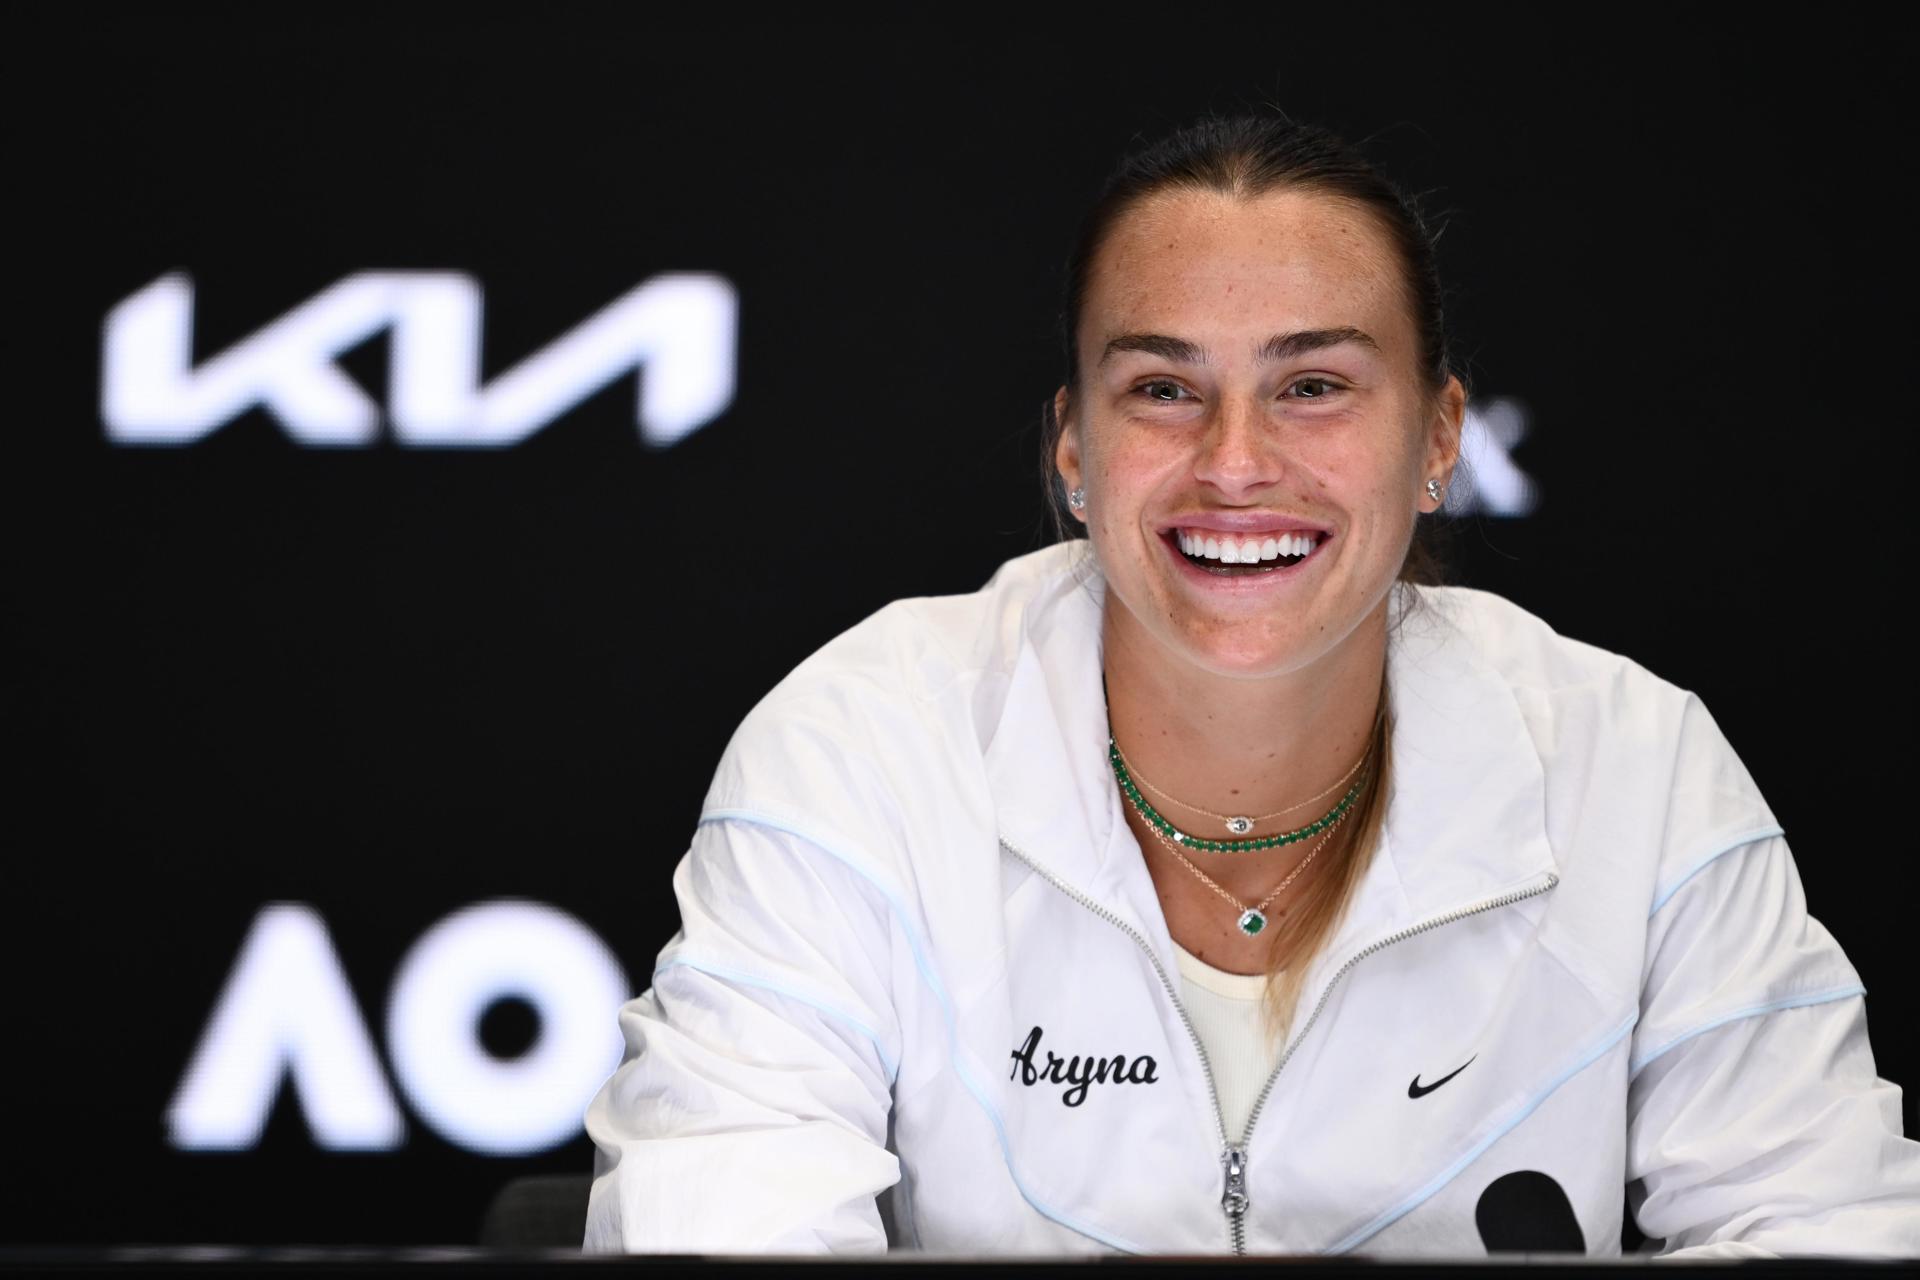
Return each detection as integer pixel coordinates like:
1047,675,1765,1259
1100,600,1387,832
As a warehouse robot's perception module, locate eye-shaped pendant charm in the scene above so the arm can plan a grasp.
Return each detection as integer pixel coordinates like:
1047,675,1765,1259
1225,816,1254,836
1237,909,1268,937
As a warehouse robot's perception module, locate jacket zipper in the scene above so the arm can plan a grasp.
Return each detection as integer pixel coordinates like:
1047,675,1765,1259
999,835,1557,1256
1225,869,1560,1254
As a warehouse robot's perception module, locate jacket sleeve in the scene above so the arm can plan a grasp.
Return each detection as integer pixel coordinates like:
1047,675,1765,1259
582,815,905,1254
1624,832,1920,1259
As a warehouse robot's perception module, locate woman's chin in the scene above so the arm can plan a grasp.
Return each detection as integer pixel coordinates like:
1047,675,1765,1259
1171,633,1327,681
1168,601,1389,681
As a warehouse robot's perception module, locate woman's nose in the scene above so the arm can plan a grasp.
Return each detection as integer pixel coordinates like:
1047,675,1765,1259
1191,397,1284,497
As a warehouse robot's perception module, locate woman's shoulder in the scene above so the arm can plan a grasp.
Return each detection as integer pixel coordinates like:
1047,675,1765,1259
696,544,1087,849
769,541,1084,706
1407,583,1676,700
1410,582,1742,756
1410,583,1781,876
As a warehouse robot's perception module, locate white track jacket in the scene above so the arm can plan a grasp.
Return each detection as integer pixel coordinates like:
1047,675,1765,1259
584,542,1918,1258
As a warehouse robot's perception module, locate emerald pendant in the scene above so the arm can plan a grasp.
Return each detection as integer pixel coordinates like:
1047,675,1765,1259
1237,908,1268,936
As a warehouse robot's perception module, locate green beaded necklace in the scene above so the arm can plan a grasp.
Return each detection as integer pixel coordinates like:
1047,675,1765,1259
1109,737,1369,854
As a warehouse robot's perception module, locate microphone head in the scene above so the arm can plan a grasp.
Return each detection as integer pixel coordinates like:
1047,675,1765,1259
1475,1169,1586,1254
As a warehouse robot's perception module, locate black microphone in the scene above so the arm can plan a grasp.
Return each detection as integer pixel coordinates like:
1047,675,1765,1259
1475,1170,1586,1253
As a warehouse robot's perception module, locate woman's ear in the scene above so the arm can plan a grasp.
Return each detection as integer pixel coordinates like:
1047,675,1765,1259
1426,375,1467,488
1053,386,1085,523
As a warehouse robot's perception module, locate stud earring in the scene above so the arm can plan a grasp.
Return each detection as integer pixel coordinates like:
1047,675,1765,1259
1426,478,1444,505
1068,486,1086,511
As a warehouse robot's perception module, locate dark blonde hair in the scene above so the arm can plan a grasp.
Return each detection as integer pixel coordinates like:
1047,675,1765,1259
1039,111,1466,1044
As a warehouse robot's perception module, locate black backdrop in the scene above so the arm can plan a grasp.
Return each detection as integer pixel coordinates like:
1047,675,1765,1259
7,6,1909,1248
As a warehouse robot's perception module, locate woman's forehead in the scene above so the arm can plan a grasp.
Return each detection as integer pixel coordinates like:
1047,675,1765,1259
1085,188,1407,353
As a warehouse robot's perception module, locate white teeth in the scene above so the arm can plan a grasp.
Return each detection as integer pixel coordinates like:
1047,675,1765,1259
1177,529,1321,563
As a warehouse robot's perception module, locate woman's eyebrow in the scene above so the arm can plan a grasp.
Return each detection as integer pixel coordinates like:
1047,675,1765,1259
1258,327,1381,362
1099,327,1381,367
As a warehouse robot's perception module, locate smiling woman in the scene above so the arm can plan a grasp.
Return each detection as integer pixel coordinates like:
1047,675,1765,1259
582,113,1920,1259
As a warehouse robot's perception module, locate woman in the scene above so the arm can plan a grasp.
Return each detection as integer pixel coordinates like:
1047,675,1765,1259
582,114,1918,1258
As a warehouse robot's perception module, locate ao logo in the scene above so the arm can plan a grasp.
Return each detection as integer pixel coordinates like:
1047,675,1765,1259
167,900,631,1155
102,272,738,447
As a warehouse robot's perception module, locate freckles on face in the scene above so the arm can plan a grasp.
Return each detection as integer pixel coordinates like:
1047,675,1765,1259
1098,193,1399,348
1068,188,1435,676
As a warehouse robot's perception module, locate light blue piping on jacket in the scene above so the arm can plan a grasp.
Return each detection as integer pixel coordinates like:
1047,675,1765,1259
1648,825,1785,916
1628,984,1867,1078
1325,1009,1641,1256
699,807,1152,1256
652,956,902,1085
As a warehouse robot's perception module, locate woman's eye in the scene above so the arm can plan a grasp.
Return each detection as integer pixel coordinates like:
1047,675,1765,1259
1134,380,1188,403
1288,377,1344,400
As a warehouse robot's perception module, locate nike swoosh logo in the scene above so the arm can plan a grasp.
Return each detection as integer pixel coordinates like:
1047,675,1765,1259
1408,1053,1477,1099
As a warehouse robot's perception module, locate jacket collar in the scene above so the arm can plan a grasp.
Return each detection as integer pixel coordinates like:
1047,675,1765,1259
985,544,1558,976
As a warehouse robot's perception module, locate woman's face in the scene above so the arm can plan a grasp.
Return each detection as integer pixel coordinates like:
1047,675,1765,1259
1055,187,1464,682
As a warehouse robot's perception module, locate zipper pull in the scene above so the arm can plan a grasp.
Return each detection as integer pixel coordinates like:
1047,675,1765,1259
1221,1144,1249,1218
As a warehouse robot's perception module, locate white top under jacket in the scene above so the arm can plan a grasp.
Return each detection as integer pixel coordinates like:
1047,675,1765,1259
1168,942,1281,1146
583,540,1919,1259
